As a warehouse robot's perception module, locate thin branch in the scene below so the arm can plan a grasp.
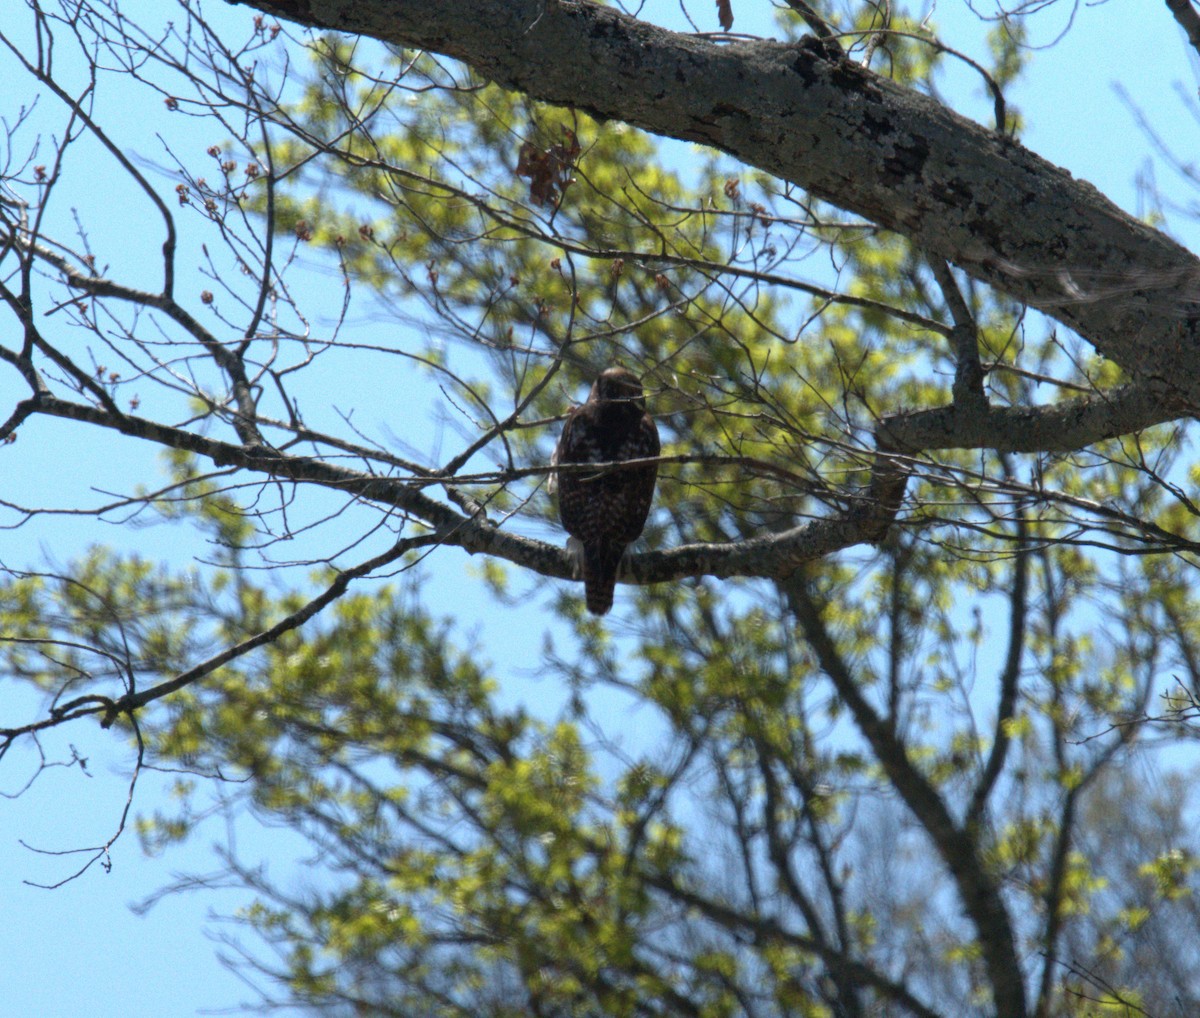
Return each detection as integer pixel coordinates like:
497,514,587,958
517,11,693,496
0,532,442,748
639,868,944,1018
966,510,1028,831
99,532,443,724
783,0,838,45
785,577,1029,1018
0,11,178,296
21,716,145,889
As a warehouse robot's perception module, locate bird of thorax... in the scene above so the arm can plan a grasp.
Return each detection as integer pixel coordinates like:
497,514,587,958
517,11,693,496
552,367,660,615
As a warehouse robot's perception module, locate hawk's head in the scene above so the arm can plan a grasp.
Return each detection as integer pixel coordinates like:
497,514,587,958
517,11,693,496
590,366,646,409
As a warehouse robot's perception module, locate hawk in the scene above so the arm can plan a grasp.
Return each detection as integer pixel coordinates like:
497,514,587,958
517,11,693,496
552,367,660,615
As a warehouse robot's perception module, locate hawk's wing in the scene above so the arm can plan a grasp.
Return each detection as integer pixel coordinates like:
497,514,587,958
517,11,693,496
614,411,659,543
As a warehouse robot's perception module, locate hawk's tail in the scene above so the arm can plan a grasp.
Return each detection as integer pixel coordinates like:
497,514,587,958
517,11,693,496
581,541,626,616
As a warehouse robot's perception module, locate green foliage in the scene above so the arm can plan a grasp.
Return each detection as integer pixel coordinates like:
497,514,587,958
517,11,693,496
6,3,1200,1016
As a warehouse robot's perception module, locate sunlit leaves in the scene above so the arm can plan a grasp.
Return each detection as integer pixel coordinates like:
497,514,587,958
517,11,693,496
8,1,1200,1014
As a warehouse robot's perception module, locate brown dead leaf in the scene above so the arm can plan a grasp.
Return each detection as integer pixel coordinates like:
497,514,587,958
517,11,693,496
514,129,582,208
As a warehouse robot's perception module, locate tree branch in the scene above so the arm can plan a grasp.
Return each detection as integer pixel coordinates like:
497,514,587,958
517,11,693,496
878,383,1173,455
966,512,1028,832
1166,0,1200,61
784,576,1029,1018
640,867,944,1018
229,0,1200,400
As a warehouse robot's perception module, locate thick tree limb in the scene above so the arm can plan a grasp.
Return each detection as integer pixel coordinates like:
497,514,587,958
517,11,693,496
879,382,1173,454
1167,0,1200,60
15,389,1194,593
231,0,1200,403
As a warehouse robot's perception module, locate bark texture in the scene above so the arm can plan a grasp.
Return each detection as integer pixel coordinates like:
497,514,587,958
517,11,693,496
232,0,1200,406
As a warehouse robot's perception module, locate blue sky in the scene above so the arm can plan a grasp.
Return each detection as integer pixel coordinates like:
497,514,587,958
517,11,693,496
1,0,1198,1014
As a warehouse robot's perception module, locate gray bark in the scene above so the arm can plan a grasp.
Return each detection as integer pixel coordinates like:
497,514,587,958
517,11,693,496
232,0,1200,409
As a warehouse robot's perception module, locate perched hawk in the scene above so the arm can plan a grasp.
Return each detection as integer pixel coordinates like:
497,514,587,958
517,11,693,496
552,367,660,615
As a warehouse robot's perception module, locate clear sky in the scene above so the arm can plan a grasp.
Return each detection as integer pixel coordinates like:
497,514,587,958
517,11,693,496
1,1,1197,1015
